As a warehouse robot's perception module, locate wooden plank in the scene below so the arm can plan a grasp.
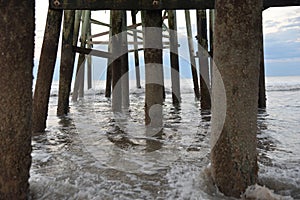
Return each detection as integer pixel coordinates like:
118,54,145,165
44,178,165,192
90,41,170,45
264,0,300,8
50,0,214,10
49,0,300,10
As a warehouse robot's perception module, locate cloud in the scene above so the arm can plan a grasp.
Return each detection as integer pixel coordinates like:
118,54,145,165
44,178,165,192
263,7,300,76
263,7,300,34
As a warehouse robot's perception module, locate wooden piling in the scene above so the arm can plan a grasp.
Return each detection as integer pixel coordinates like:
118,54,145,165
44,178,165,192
211,0,261,197
209,9,214,90
73,10,82,47
71,10,82,94
87,51,92,89
258,21,266,108
32,8,63,132
72,10,90,101
111,10,123,112
79,11,91,98
185,10,200,100
87,12,93,90
105,11,113,98
196,10,211,110
209,9,215,57
121,11,130,109
57,10,76,116
168,10,181,105
0,0,34,198
131,10,142,89
143,10,164,129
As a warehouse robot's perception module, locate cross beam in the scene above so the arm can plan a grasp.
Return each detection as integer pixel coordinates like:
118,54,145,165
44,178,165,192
50,0,300,10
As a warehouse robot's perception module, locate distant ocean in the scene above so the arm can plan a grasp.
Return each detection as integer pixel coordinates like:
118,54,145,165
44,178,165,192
29,76,300,199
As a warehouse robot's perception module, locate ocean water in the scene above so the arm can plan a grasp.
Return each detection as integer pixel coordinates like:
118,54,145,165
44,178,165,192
29,76,300,199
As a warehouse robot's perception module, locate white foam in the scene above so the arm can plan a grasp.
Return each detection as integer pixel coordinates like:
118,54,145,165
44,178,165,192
242,184,293,200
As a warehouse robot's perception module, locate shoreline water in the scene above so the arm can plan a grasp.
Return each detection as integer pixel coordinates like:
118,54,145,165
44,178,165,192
30,76,300,199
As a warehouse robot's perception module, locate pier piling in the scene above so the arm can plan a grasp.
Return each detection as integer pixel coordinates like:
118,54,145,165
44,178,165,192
0,1,34,198
105,12,113,98
57,10,76,116
168,10,181,105
259,21,266,108
32,8,63,132
197,10,211,110
121,11,130,109
211,0,262,196
143,10,164,129
185,10,200,100
131,10,142,89
111,10,124,112
72,10,90,101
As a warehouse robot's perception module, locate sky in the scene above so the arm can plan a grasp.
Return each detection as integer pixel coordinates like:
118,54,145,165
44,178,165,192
262,7,300,76
34,1,300,80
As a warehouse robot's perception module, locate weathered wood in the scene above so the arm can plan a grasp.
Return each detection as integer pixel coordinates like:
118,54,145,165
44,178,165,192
79,11,91,98
57,10,75,116
87,14,92,90
211,0,261,197
71,10,82,96
168,10,181,105
143,10,164,130
111,10,123,112
197,10,211,110
50,0,214,10
91,41,170,45
131,10,142,89
90,23,142,39
49,0,300,10
185,10,200,100
32,8,63,132
90,19,111,27
0,1,34,198
209,9,214,57
72,10,89,101
105,12,113,98
73,46,112,58
258,21,266,108
87,55,92,89
209,9,214,87
73,10,82,48
121,11,130,108
263,0,300,8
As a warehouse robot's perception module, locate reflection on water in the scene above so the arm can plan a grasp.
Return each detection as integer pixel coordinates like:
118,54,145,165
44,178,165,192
30,78,300,199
